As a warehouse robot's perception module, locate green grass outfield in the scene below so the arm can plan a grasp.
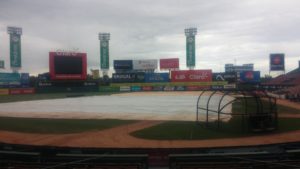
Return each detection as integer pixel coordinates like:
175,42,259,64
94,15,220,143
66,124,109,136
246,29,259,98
131,117,300,140
0,117,135,134
131,98,300,140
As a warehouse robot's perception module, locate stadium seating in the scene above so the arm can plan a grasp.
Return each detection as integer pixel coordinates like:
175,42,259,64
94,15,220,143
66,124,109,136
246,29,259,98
1,142,300,169
263,67,300,101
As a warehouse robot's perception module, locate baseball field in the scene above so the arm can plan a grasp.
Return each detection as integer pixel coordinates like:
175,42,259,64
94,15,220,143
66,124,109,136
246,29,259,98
0,91,300,148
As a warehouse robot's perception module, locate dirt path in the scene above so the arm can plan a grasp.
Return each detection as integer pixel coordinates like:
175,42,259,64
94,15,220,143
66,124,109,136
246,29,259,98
0,92,300,148
277,99,300,110
1,120,300,148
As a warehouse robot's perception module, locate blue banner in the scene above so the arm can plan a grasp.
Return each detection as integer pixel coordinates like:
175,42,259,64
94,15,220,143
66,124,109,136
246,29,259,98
112,73,145,83
144,73,169,83
270,54,285,71
0,73,21,87
113,60,133,70
239,71,260,83
20,73,30,87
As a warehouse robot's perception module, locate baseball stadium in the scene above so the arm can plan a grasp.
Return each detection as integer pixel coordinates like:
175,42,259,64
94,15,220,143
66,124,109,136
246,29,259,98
1,2,300,168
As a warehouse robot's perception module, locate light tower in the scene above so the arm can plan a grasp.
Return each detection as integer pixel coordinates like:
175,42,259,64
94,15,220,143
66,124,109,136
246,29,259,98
7,26,22,72
98,33,110,76
184,27,197,69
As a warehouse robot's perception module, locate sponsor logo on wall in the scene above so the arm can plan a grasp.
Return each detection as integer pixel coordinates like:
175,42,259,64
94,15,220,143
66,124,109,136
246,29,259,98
239,71,260,83
270,53,285,71
171,70,212,82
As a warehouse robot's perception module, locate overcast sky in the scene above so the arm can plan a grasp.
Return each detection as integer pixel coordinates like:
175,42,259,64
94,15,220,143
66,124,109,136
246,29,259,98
0,0,300,76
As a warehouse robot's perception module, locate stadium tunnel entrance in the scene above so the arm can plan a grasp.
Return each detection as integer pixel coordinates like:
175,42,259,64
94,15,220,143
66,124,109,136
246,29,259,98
196,90,278,133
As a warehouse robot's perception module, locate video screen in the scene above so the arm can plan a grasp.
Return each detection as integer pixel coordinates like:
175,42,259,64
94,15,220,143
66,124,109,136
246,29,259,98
54,56,83,74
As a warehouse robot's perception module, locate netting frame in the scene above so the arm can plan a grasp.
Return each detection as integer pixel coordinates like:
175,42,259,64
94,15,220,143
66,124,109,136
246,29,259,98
196,89,278,132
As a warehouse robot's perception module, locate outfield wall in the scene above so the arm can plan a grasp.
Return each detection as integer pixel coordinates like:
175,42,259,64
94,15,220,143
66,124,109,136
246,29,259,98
99,81,231,92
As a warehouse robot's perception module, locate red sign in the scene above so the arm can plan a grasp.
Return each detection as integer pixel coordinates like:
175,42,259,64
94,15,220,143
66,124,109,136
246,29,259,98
171,70,212,82
142,86,153,91
160,58,179,69
9,88,35,95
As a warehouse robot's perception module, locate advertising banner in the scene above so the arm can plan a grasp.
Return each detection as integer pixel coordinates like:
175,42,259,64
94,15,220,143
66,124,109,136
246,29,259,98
239,71,260,83
186,86,210,91
0,60,4,69
171,70,212,82
9,88,35,95
142,86,153,91
270,54,285,71
211,85,224,90
131,86,141,92
0,89,9,95
160,58,179,69
133,59,158,70
37,82,52,87
153,86,164,91
112,73,145,83
0,73,20,86
186,36,195,67
120,86,130,92
144,73,169,83
114,60,133,70
213,72,236,83
164,86,175,91
10,34,22,68
175,86,186,91
99,86,120,92
224,84,236,89
20,73,30,87
100,40,109,69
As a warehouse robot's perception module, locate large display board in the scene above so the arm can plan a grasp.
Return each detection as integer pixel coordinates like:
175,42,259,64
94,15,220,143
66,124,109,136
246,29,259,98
49,52,87,80
270,53,285,71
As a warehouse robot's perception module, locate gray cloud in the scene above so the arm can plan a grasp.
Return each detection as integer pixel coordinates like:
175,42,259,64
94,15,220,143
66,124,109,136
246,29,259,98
0,0,299,75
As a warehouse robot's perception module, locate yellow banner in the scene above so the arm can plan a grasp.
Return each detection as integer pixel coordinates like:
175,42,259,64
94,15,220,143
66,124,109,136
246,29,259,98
0,89,9,95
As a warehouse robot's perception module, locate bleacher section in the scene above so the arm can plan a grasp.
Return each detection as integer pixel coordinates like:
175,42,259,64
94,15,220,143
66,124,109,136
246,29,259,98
170,152,300,169
1,143,300,169
262,67,300,101
264,68,300,87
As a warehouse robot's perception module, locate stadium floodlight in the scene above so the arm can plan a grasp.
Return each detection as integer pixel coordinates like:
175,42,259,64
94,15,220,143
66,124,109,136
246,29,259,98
98,33,110,41
184,27,197,37
7,26,22,35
